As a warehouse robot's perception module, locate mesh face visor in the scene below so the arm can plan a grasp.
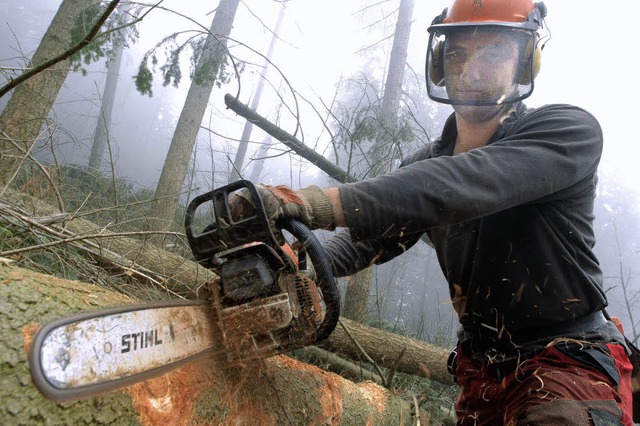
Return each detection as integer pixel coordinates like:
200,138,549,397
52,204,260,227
426,26,537,106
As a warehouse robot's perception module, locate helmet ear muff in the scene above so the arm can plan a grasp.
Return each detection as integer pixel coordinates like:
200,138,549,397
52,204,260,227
517,38,541,84
428,40,446,87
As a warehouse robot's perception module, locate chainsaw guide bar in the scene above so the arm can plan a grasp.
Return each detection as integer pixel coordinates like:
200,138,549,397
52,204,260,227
29,300,219,401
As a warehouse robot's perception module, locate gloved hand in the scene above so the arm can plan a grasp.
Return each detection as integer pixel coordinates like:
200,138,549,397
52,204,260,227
230,184,336,231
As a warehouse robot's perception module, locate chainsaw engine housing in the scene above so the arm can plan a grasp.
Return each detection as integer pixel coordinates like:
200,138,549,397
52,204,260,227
185,180,339,363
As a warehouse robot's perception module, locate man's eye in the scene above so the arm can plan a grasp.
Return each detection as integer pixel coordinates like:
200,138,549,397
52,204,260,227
481,45,512,60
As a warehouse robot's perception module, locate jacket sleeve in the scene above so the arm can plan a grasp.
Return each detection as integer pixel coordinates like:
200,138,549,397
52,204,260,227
323,229,424,278
338,104,603,241
322,144,434,277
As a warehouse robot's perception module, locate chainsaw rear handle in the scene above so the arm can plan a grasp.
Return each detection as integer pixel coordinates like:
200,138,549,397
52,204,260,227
185,180,340,342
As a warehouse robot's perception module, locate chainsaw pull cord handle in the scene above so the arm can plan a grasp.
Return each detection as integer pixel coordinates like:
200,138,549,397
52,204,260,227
277,217,340,342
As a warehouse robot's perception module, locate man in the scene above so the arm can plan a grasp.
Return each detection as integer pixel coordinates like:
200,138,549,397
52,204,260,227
232,0,636,424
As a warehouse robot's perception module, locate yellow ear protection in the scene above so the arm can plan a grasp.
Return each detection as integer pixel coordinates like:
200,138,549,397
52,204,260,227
517,37,541,84
428,39,446,87
427,35,541,87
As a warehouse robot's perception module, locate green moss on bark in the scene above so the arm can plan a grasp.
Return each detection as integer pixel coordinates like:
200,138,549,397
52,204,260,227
0,263,140,425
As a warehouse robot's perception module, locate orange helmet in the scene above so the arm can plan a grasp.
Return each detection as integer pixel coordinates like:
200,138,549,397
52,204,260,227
426,0,548,105
438,0,544,29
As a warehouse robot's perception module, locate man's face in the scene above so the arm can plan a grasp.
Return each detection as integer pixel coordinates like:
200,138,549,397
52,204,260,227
443,28,521,108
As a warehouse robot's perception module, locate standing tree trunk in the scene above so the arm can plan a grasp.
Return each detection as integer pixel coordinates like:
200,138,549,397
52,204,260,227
0,0,102,188
229,4,285,183
343,0,415,323
151,0,240,235
342,269,373,323
248,135,273,182
2,261,430,425
381,0,413,129
371,0,414,176
87,44,123,171
88,5,130,171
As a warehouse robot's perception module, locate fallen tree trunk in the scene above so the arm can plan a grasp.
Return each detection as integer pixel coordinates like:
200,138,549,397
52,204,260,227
2,260,431,425
224,94,359,185
3,187,214,297
293,346,383,385
325,319,453,386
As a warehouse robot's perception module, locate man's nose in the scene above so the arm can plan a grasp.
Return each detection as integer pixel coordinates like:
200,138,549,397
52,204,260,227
459,51,486,84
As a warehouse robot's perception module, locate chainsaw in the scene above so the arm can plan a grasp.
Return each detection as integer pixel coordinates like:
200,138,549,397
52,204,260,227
28,180,340,402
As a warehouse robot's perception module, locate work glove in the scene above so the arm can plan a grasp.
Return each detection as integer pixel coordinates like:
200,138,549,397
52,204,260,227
230,184,335,231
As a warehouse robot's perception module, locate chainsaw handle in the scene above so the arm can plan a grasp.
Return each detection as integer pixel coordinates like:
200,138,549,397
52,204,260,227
278,217,340,342
185,180,281,268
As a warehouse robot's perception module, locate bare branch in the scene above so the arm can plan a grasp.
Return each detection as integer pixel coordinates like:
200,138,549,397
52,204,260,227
0,0,122,99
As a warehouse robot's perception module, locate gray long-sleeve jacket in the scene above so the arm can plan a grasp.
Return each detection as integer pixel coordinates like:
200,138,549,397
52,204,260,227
323,102,621,348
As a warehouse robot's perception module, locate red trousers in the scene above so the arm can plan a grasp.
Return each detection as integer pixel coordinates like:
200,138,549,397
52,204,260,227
453,342,633,425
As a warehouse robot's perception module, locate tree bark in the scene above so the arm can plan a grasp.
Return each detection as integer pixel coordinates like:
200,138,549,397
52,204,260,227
87,43,122,171
249,135,273,182
344,0,416,324
342,269,372,323
325,318,453,386
381,0,413,128
224,94,359,184
0,0,105,188
2,260,431,425
152,0,240,234
371,0,414,178
88,4,130,171
3,187,215,297
294,346,383,385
